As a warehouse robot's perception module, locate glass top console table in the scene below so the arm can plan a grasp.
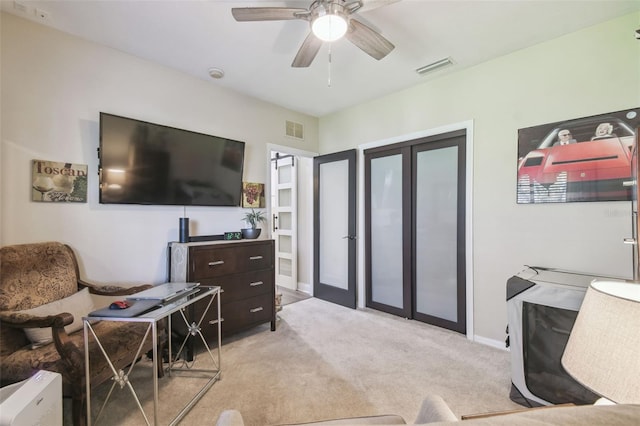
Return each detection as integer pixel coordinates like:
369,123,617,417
83,285,221,425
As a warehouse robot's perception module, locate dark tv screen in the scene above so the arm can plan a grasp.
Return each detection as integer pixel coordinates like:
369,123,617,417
99,113,245,206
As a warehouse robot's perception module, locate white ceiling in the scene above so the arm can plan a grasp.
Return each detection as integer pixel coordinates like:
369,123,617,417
3,0,639,117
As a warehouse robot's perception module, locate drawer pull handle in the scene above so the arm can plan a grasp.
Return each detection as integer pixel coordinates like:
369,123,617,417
208,260,224,266
209,318,225,325
250,307,263,313
249,281,264,287
249,256,263,261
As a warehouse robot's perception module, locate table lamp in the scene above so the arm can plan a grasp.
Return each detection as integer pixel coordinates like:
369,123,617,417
561,280,640,404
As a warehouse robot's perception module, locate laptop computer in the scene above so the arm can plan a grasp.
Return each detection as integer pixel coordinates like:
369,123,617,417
88,299,160,318
125,282,200,303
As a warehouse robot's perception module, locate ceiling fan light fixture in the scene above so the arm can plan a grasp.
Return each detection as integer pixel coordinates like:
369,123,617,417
312,13,347,42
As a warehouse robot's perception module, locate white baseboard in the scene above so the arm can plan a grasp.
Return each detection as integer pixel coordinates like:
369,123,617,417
473,334,508,351
297,281,312,295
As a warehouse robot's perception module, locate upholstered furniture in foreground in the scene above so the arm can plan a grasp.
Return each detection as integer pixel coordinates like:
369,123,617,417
0,242,164,426
215,395,640,425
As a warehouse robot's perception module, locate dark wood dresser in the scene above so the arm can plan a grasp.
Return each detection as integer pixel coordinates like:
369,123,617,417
169,240,276,341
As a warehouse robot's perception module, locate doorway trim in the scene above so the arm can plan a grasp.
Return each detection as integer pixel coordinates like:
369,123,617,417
266,143,318,295
357,120,475,340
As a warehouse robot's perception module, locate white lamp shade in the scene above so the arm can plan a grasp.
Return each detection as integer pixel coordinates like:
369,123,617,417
561,280,640,404
312,14,347,42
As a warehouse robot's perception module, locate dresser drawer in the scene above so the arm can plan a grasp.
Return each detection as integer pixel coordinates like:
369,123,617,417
189,246,239,279
189,242,272,279
220,294,274,334
199,270,272,303
235,243,273,271
195,293,273,337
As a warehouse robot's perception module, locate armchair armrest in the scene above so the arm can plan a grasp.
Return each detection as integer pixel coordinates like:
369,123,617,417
414,395,459,424
216,410,245,426
0,309,90,386
79,279,153,296
0,310,73,329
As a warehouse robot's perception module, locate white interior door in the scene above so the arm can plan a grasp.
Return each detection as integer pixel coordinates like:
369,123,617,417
271,153,298,291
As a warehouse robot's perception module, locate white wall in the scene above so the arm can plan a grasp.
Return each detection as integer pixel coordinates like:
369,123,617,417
296,155,314,293
0,13,318,285
318,12,640,343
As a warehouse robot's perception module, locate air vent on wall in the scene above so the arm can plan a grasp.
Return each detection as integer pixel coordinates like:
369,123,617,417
286,121,304,140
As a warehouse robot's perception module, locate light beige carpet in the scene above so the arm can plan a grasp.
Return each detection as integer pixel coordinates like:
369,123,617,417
277,286,311,306
68,298,521,425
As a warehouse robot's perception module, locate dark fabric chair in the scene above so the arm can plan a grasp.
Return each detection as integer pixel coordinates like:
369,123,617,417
0,242,165,426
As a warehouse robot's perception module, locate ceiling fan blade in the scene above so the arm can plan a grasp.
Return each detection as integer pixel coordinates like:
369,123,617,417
231,7,308,22
346,19,395,60
292,33,323,68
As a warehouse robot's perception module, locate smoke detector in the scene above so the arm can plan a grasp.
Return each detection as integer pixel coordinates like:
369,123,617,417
208,68,224,79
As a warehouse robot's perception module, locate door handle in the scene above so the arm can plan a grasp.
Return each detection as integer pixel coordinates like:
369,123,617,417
342,235,357,240
273,214,278,232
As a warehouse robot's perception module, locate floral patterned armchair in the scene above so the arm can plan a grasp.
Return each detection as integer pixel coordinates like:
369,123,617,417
0,242,165,426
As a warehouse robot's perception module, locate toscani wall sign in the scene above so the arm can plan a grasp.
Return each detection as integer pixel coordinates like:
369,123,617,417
31,160,88,203
517,108,640,204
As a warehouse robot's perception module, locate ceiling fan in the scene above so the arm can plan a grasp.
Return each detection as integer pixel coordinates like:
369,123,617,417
231,0,395,68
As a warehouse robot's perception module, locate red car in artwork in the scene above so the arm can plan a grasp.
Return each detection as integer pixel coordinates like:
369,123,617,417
517,116,636,203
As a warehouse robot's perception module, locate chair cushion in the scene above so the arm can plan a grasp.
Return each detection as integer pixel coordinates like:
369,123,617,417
16,287,95,348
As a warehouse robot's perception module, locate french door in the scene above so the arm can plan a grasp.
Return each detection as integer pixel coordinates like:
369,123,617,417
365,130,466,333
313,149,357,308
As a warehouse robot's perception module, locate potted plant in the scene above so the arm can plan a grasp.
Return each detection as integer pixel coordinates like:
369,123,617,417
241,208,266,239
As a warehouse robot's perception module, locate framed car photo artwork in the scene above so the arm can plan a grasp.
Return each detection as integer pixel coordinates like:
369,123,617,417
517,107,640,204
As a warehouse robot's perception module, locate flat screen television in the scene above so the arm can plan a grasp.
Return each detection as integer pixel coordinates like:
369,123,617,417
99,113,245,206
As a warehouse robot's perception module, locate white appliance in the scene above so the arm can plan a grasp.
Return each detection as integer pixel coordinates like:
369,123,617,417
0,370,62,426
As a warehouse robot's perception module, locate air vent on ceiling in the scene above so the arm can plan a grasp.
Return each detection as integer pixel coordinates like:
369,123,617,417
416,57,454,75
286,120,304,140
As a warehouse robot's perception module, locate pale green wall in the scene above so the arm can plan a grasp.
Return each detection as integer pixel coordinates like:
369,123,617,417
319,12,640,343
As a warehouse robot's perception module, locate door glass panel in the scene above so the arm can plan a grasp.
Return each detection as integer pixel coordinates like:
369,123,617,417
415,146,458,321
278,164,292,184
279,212,292,231
370,154,403,308
279,258,293,278
319,160,349,290
278,188,291,207
279,234,292,254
